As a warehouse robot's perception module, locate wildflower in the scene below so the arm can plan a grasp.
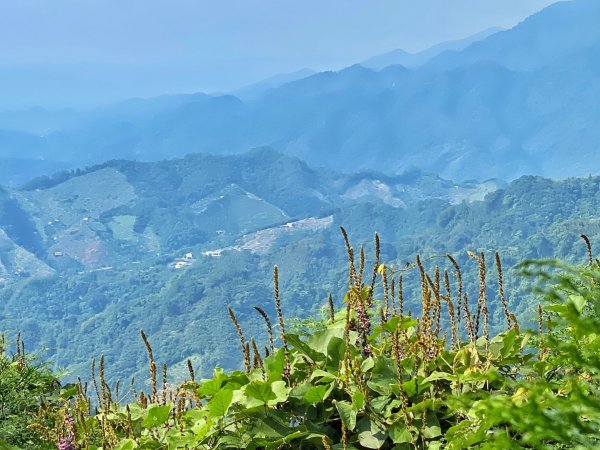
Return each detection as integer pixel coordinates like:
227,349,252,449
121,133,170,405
57,435,75,450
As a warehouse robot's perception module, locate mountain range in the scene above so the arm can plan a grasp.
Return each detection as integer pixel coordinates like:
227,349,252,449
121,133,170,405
2,0,600,186
0,148,598,383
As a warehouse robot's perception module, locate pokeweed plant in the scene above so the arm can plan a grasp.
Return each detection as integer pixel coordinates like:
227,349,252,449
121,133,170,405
28,232,600,449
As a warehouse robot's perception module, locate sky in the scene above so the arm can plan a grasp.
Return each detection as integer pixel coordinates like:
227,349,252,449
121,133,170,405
0,0,559,109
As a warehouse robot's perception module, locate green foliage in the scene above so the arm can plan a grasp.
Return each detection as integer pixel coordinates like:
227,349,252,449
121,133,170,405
3,156,600,387
22,235,600,449
0,336,60,448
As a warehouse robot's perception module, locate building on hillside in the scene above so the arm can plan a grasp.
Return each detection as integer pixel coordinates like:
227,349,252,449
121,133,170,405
175,261,188,269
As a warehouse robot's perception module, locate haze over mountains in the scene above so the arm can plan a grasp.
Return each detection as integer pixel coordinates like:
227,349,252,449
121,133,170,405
1,0,599,186
361,26,503,70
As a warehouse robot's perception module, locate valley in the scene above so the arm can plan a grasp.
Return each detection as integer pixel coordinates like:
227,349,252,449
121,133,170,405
0,148,599,385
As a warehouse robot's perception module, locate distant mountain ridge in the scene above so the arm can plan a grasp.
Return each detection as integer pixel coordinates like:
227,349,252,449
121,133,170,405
1,148,501,279
361,27,503,70
2,0,600,185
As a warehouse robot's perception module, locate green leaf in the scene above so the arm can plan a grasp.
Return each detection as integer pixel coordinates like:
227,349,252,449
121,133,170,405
286,333,324,361
389,422,413,444
264,348,286,380
357,417,387,448
569,294,586,314
360,356,375,373
208,388,233,418
244,381,276,405
289,380,311,399
367,356,397,395
422,371,457,384
308,327,346,356
59,384,78,399
370,396,390,414
377,316,417,335
127,403,146,421
141,404,172,428
414,411,441,439
270,380,290,404
358,429,386,448
166,430,197,450
304,384,329,404
334,400,357,431
352,391,365,411
500,328,520,358
114,439,137,450
137,436,163,449
310,369,337,383
327,336,346,367
197,377,225,396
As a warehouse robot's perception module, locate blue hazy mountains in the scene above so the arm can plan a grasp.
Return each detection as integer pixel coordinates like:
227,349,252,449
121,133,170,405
361,27,503,70
2,0,600,185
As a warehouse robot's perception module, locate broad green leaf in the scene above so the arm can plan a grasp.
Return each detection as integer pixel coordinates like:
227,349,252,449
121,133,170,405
137,436,163,449
310,369,337,383
127,402,146,421
270,380,290,404
380,316,418,333
59,384,78,399
304,384,329,404
208,388,233,418
141,404,172,428
360,356,375,373
197,377,224,396
389,422,413,444
327,336,346,367
569,294,586,314
244,380,276,405
334,400,357,431
114,439,137,450
422,371,457,384
288,379,312,400
544,304,568,314
245,413,291,439
352,391,365,411
414,411,441,439
286,333,324,361
367,356,397,395
308,327,346,356
264,348,286,380
358,429,387,448
370,395,390,413
357,417,387,446
501,328,520,358
184,408,207,424
166,430,196,450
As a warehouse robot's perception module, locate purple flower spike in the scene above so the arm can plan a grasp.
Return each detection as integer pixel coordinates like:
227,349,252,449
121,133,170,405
57,435,75,450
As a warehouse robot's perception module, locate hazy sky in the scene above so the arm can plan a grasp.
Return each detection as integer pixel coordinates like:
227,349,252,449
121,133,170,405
0,0,559,108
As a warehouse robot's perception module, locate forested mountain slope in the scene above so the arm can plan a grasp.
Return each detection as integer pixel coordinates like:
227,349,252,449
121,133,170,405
0,151,598,384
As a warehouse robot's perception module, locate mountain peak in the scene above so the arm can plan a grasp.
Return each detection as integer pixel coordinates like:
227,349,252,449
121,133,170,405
426,0,600,71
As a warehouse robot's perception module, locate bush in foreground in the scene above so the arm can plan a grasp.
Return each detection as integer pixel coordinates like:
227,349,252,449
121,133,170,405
20,233,600,448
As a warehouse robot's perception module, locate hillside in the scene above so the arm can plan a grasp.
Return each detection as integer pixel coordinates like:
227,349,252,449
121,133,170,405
0,151,598,384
